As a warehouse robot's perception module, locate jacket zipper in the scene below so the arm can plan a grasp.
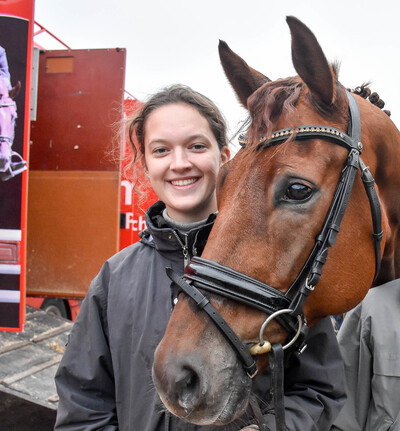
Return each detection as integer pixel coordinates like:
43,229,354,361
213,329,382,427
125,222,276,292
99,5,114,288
172,231,190,268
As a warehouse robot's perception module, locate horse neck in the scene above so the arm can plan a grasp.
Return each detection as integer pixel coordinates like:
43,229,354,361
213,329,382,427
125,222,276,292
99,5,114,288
361,102,400,183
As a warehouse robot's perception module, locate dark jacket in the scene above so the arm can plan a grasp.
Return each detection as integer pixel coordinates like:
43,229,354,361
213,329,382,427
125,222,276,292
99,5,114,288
55,201,346,431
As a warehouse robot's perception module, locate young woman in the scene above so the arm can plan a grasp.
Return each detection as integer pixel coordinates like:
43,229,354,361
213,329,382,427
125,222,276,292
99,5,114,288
55,85,345,430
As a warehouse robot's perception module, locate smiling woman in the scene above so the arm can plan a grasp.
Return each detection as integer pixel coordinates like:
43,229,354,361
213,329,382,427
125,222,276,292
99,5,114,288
143,103,230,222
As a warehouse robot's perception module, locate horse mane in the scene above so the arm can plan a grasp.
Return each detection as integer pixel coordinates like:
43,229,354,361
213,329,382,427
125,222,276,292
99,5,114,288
349,83,391,117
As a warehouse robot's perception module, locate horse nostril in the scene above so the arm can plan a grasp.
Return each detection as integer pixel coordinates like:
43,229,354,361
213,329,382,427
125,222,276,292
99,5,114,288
175,366,201,411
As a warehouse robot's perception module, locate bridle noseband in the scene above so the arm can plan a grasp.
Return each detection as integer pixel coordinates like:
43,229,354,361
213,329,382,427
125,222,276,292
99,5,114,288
166,92,383,429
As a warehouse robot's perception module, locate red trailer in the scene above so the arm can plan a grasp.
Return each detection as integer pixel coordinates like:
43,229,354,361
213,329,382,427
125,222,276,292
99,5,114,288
24,46,124,320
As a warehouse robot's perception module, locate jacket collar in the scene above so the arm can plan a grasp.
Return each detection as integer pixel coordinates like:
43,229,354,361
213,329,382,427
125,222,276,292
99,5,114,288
140,201,216,258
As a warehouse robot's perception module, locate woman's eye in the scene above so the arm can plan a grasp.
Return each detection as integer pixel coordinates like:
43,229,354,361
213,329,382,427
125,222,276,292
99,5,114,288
191,143,206,151
284,183,312,201
154,147,168,155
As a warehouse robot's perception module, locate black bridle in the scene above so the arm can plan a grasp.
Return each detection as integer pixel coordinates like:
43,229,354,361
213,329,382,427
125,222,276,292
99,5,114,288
166,92,383,430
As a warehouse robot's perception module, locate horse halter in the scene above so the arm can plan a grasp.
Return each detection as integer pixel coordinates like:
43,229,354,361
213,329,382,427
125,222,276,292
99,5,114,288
166,90,383,381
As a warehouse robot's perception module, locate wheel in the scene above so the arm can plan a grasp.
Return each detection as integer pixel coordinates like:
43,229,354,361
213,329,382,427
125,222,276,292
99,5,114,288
41,298,69,319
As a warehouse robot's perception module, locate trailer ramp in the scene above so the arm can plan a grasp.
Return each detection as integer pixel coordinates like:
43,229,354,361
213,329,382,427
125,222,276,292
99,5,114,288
0,306,71,430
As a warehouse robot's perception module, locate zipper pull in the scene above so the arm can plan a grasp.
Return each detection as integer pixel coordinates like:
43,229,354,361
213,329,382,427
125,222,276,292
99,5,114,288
183,245,189,268
183,233,190,268
171,230,191,269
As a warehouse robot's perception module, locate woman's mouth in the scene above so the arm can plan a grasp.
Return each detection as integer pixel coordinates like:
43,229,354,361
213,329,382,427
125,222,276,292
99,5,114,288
170,178,199,186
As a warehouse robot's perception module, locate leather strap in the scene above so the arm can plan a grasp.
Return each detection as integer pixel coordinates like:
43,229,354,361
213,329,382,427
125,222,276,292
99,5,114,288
240,125,360,153
269,344,286,431
166,267,258,377
308,149,360,285
249,394,270,431
359,158,383,282
347,91,362,142
185,257,300,335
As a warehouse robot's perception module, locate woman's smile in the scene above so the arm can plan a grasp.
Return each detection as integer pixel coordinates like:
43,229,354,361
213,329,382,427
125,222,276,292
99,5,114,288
169,177,200,187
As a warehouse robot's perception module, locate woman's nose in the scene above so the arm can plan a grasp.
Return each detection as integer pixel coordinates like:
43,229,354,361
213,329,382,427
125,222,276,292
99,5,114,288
170,149,192,171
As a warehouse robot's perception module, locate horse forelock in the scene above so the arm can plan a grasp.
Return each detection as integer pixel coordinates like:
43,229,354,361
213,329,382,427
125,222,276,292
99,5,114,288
245,69,349,148
246,76,303,144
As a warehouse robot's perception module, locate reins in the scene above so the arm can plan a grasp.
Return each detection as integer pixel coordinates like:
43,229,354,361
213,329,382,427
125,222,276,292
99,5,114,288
166,92,383,430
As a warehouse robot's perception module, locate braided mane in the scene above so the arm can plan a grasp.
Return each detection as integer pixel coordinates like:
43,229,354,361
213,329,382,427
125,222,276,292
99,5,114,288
350,83,391,117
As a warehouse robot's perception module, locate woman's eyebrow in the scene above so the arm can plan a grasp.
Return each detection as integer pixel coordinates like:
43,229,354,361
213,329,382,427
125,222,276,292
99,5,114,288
184,134,211,143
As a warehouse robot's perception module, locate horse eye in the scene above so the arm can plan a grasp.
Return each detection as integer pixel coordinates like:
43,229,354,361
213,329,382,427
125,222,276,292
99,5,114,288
284,183,312,201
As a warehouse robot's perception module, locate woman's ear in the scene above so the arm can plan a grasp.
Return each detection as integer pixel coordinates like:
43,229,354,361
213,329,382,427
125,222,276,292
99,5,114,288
143,160,150,177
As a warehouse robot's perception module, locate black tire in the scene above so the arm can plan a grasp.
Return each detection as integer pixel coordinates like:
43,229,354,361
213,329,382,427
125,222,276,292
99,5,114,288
41,298,69,319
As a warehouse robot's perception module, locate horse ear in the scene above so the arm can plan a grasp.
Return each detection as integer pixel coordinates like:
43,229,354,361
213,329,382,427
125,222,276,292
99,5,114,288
9,81,21,100
286,16,335,106
218,40,270,108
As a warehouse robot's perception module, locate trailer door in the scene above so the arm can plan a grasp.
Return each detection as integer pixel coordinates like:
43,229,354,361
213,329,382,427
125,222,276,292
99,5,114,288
27,48,125,299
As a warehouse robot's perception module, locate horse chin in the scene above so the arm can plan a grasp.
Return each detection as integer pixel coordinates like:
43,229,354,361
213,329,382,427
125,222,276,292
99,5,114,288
153,346,253,426
160,381,252,426
212,381,252,425
162,378,252,426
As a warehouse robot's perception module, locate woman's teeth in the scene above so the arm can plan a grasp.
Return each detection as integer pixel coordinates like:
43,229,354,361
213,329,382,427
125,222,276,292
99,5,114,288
171,178,197,186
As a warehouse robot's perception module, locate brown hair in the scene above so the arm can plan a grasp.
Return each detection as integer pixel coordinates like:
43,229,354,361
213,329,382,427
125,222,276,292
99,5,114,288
128,84,228,163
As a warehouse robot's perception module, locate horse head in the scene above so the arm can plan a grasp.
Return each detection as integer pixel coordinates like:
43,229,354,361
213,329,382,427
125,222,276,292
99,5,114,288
152,16,400,426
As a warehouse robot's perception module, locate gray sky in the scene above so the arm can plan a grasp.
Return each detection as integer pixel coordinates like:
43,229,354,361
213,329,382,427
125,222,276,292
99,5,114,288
34,0,400,149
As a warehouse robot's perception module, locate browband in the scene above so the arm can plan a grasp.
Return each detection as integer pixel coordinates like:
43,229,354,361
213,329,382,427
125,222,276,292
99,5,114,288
239,124,363,153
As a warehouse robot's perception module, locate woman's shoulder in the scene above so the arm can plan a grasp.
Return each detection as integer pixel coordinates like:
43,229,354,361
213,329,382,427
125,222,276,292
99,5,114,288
89,241,158,298
106,240,154,268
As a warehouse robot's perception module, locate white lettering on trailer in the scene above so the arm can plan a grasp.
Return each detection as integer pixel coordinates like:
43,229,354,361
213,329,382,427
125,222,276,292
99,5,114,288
125,213,146,231
121,180,133,206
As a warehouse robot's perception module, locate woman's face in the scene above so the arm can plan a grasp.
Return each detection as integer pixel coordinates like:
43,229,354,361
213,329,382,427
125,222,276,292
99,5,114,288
144,103,230,222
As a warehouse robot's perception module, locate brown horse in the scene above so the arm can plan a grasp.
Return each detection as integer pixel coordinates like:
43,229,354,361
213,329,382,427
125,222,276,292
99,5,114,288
152,16,400,426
